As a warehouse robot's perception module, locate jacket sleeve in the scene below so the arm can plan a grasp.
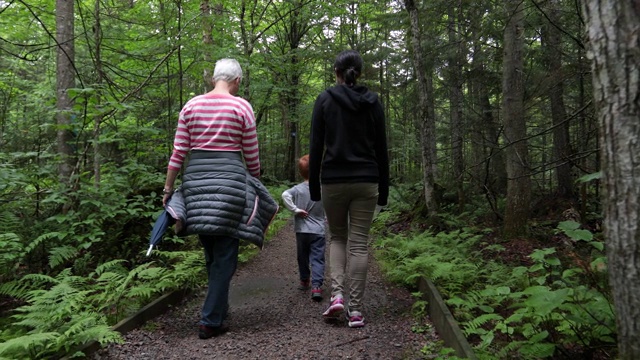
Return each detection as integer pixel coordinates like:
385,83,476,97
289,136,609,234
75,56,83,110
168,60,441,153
165,189,186,223
373,101,390,206
281,188,298,212
309,93,326,201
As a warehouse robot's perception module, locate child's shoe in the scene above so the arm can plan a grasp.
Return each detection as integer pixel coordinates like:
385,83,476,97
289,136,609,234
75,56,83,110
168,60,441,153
311,287,323,301
346,310,365,328
322,294,344,318
298,279,310,290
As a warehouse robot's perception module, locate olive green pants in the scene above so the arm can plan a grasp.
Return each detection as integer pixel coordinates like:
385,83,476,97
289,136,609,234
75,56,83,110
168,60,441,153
321,183,378,312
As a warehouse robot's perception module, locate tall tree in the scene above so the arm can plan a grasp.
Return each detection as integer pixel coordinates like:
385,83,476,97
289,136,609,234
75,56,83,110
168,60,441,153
56,0,76,185
468,2,506,204
502,0,530,237
201,0,214,91
404,0,438,215
542,0,573,198
92,0,103,187
447,4,464,211
584,0,640,358
272,0,314,182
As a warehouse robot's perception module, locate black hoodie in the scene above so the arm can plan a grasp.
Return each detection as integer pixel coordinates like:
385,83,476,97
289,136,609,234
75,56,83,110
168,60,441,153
308,84,389,206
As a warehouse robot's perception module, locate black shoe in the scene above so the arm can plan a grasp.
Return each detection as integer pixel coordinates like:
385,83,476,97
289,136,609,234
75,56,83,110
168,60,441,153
198,324,229,339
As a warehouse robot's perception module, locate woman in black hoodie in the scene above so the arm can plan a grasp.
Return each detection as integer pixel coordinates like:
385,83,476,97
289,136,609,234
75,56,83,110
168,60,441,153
308,50,389,328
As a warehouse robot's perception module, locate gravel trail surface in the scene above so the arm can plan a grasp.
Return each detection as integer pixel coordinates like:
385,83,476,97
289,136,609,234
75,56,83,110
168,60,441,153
92,221,437,359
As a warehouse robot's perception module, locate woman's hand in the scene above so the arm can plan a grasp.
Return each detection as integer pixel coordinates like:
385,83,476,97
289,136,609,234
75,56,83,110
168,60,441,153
162,188,173,207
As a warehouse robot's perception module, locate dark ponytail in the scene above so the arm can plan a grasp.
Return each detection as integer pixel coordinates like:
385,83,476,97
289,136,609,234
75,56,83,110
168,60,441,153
334,50,363,87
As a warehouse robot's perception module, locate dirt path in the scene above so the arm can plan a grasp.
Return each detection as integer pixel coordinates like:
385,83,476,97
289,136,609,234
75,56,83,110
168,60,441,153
92,221,436,359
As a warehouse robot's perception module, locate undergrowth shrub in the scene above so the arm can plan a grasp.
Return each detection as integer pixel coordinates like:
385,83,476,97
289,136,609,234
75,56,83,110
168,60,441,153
450,233,615,359
374,218,616,359
375,228,506,299
369,186,408,232
0,166,287,359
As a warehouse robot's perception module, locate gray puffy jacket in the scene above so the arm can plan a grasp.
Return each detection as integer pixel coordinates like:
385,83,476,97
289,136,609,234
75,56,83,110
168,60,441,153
166,151,279,249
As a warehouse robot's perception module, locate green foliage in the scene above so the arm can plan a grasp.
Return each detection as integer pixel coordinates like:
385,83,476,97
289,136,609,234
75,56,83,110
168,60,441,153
452,228,615,358
410,292,429,318
0,332,60,360
0,163,179,357
0,231,23,281
0,270,123,359
0,255,198,357
375,216,616,359
375,229,507,299
0,177,291,359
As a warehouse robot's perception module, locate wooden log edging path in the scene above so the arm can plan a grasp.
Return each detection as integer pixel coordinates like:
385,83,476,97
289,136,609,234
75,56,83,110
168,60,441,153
419,277,478,359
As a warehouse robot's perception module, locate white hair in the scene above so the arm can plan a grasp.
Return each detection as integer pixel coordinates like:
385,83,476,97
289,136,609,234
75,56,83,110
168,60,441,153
213,58,243,83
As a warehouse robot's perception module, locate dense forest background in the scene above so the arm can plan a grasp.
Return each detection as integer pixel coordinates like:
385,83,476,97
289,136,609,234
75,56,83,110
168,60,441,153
0,0,600,200
1,0,638,359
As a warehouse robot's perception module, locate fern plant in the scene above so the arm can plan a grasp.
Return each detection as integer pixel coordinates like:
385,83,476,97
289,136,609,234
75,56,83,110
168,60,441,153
375,229,508,299
452,226,615,359
375,217,616,359
0,270,123,360
0,165,291,359
0,253,202,358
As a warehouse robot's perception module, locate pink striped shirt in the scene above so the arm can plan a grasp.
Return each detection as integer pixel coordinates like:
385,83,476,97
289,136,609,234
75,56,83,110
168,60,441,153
168,93,260,177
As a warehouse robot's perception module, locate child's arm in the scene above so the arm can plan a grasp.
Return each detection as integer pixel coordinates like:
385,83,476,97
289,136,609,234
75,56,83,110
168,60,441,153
281,189,308,218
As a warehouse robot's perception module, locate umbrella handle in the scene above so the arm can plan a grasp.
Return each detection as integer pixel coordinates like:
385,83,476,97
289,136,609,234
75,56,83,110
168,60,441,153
146,244,154,256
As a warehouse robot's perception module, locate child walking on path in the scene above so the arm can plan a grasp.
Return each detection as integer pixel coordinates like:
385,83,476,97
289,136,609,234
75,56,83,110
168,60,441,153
281,155,327,301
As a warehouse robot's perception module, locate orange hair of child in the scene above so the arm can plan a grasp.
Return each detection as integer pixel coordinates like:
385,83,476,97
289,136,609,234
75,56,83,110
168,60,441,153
298,155,310,180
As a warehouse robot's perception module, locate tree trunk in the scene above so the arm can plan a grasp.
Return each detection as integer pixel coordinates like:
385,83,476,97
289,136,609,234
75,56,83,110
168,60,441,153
93,0,102,188
584,1,640,357
176,0,184,107
502,0,530,238
543,0,573,198
56,0,76,185
448,5,464,212
277,2,309,182
239,0,253,101
201,0,214,91
484,90,507,196
404,0,438,215
469,5,506,201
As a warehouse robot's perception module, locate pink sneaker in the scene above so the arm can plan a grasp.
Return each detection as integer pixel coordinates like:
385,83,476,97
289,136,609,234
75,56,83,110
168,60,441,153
346,310,365,328
322,295,344,318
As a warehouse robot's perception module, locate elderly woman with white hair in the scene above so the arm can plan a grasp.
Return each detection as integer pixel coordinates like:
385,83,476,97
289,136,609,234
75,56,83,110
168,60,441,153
161,58,277,340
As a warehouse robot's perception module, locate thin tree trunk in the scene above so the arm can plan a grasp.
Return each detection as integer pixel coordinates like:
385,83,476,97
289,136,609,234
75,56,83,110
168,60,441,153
93,0,102,188
176,0,184,107
283,59,301,182
469,5,505,200
279,2,308,182
584,1,640,357
483,89,507,196
201,0,214,91
448,5,464,212
502,0,530,238
543,0,573,198
239,0,253,100
404,0,438,215
56,0,76,185
469,34,485,194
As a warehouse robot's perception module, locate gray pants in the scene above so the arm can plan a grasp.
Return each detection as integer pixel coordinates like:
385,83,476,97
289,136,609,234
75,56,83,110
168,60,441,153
322,183,378,313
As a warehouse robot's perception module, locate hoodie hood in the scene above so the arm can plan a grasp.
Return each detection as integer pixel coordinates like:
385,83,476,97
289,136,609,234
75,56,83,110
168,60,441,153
326,84,378,112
